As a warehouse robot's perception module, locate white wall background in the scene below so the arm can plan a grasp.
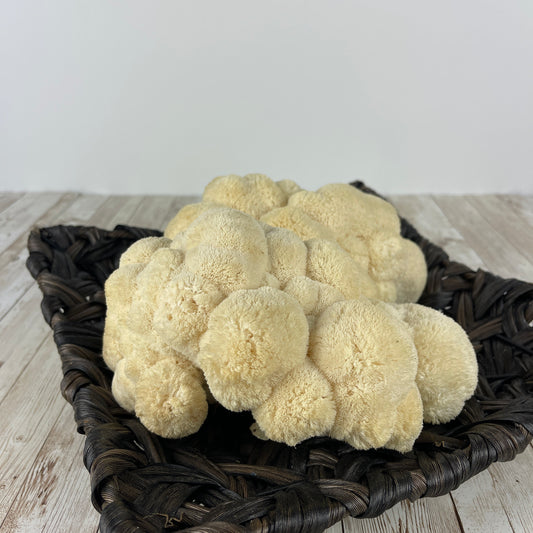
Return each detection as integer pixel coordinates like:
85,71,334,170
1,1,532,195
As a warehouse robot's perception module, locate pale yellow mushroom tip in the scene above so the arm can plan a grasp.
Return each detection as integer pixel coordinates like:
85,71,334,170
252,360,336,446
394,303,478,424
198,286,309,411
202,173,287,218
384,386,424,452
164,202,218,239
135,358,209,439
152,267,224,362
119,237,172,267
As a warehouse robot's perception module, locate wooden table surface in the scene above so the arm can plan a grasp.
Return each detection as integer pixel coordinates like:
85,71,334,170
0,192,531,532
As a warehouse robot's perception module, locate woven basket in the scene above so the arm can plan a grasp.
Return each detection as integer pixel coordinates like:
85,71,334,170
26,182,533,533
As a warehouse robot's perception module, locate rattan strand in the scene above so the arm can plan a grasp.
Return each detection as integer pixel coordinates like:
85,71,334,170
26,184,533,533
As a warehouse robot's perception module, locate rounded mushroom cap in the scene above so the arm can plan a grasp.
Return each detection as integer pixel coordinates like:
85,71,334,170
283,276,344,317
203,173,287,218
392,239,428,303
288,190,348,231
384,386,424,453
135,357,208,439
152,267,224,362
252,359,336,446
309,299,418,399
178,207,269,293
329,381,398,449
276,179,302,198
128,248,184,334
104,263,145,319
264,272,281,289
103,263,145,371
264,225,308,287
184,245,265,294
164,202,217,239
311,299,419,449
111,358,137,413
198,286,309,411
318,183,401,237
390,303,478,424
305,238,379,300
110,331,176,413
102,316,123,372
367,233,427,303
111,329,183,412
119,237,172,267
335,234,370,270
181,207,268,259
261,206,337,243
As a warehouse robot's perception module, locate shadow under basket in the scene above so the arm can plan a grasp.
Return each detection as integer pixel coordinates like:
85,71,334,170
26,182,533,533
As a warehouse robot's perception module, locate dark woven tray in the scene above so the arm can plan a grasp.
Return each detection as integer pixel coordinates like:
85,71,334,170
26,183,533,533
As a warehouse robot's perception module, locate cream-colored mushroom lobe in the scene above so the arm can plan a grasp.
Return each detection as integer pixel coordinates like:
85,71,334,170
152,268,225,363
102,263,145,371
198,286,309,411
119,237,172,267
252,359,336,446
203,173,288,218
135,357,208,439
388,303,478,424
309,299,418,449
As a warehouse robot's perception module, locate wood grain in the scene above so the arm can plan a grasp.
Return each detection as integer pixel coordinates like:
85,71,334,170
2,405,96,533
0,193,66,255
433,195,533,280
465,195,533,267
0,193,23,214
0,193,102,321
0,335,67,522
0,192,531,533
342,496,462,533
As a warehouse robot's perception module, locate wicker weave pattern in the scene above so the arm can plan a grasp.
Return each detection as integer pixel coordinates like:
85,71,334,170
26,185,533,533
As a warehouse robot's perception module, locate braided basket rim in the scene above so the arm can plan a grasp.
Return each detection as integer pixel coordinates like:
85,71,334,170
26,182,533,533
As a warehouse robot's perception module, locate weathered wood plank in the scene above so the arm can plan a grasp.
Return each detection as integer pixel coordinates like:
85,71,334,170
433,195,533,280
486,445,533,533
0,193,24,215
450,470,514,533
0,194,148,532
0,335,67,524
342,495,461,533
465,195,533,274
1,405,97,533
53,193,108,225
497,195,533,228
0,284,53,405
0,197,157,531
128,195,179,230
0,195,133,404
0,193,103,321
390,194,486,271
87,195,145,231
0,193,66,255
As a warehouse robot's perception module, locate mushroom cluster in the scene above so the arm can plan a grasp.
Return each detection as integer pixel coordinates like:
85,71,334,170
103,175,478,451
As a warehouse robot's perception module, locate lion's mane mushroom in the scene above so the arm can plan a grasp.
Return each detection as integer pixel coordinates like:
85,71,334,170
103,175,478,450
167,174,428,303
